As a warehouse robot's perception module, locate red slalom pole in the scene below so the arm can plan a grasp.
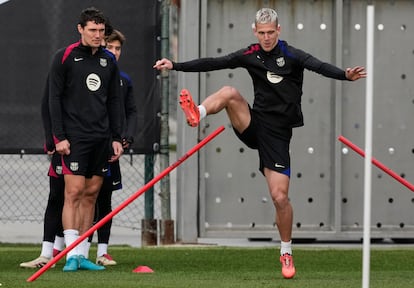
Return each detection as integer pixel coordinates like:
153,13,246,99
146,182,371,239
338,135,414,192
27,125,225,282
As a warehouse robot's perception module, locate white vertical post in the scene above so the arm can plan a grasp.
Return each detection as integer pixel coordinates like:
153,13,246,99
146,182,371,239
363,4,375,288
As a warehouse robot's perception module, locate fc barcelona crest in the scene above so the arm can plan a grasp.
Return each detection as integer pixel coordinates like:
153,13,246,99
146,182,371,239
70,162,79,172
100,58,107,67
276,57,285,67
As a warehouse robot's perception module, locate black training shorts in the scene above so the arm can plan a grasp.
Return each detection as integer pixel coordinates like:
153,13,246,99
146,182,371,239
233,109,292,177
61,137,111,178
48,152,63,178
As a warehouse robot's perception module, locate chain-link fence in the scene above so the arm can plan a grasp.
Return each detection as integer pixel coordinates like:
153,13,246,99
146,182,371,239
0,153,162,229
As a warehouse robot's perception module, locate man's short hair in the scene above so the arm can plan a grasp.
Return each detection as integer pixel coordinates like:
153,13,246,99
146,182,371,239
105,29,126,46
78,7,106,28
254,8,278,27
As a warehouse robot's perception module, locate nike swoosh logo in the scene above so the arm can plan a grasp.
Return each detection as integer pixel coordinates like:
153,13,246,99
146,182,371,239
112,181,120,186
274,163,285,168
74,57,83,62
102,168,108,172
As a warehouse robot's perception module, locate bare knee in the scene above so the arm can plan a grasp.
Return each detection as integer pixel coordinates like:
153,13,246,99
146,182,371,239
271,187,290,210
217,86,248,113
218,86,242,101
64,186,82,205
83,186,99,205
83,177,103,202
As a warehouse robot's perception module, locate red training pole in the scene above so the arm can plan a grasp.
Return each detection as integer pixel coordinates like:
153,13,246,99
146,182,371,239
338,135,414,192
27,125,225,282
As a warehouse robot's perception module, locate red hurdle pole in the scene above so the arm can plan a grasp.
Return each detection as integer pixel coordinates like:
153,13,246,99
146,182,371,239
338,135,414,192
27,125,225,282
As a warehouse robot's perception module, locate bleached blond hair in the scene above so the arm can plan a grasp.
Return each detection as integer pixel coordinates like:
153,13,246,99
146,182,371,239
254,8,278,28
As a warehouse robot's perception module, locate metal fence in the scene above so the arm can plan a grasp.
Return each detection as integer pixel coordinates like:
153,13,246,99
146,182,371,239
0,153,162,229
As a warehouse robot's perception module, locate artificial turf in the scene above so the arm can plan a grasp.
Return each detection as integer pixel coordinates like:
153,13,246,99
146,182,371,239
1,244,413,288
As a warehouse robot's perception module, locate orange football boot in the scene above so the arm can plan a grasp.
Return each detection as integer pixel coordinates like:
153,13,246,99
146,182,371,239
280,253,296,279
179,89,200,127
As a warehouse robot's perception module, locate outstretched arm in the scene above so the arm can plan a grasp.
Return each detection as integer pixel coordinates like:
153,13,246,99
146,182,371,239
345,66,367,81
153,58,173,70
154,51,241,72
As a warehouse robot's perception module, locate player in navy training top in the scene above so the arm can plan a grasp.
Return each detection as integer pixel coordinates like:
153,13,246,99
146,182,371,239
154,7,366,279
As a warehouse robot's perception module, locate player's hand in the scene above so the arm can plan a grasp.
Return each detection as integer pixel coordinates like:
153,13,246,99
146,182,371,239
46,149,55,156
345,66,367,81
122,138,130,149
55,140,70,155
109,141,123,162
153,58,173,70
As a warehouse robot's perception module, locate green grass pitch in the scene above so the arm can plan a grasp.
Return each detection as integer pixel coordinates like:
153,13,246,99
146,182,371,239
1,244,414,288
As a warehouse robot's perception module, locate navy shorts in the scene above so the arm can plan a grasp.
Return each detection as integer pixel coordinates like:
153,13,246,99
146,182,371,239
233,109,292,177
61,137,111,178
102,160,122,191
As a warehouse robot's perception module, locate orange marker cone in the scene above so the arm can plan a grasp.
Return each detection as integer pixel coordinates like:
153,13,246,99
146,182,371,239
132,265,154,273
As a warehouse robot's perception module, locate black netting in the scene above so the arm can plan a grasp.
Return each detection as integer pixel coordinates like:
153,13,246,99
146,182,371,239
0,0,160,154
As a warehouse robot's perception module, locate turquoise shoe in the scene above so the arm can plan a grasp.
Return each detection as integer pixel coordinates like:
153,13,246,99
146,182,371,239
78,255,105,271
63,255,79,272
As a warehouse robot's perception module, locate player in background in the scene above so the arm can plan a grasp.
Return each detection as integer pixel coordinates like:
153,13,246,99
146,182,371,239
19,78,65,269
